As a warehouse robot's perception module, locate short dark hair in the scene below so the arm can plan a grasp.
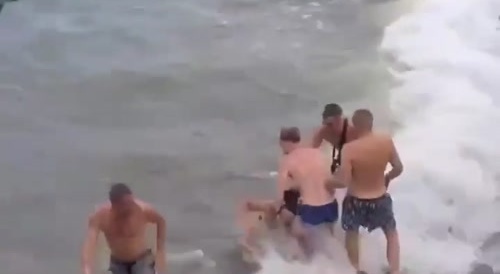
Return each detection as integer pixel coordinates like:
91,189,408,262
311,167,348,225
322,103,343,119
280,127,301,143
109,183,132,203
353,108,373,120
352,108,373,127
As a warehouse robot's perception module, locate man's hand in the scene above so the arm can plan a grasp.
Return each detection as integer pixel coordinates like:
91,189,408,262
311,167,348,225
155,251,167,274
325,173,347,191
144,204,167,274
81,212,100,274
385,138,403,187
263,203,278,218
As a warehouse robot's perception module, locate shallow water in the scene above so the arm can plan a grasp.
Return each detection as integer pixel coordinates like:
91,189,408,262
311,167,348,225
0,0,392,273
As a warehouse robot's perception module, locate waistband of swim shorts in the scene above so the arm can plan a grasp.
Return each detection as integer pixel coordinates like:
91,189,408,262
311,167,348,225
110,249,152,265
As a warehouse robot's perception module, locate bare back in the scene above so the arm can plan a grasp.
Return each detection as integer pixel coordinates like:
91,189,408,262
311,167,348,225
345,133,393,199
287,148,333,206
95,200,150,261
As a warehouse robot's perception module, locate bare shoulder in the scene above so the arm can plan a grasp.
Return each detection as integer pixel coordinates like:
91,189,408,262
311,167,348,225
314,125,327,137
377,131,393,140
93,203,110,215
375,132,394,146
312,147,326,157
136,199,164,222
342,141,356,151
136,199,156,213
89,203,110,226
280,153,293,167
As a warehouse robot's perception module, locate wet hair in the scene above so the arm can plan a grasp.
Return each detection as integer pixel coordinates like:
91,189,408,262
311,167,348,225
352,109,373,127
109,183,132,204
279,127,301,143
322,103,343,119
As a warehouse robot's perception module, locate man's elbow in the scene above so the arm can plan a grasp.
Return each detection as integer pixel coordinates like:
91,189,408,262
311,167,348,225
394,164,404,176
310,132,323,148
157,217,166,230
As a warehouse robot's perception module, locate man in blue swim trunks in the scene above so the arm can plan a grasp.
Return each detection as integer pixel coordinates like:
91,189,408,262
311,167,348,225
327,109,403,274
277,127,338,258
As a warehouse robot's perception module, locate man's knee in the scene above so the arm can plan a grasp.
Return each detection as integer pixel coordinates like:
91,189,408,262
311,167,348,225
345,230,359,244
344,230,360,261
291,221,305,237
383,224,398,239
345,230,359,239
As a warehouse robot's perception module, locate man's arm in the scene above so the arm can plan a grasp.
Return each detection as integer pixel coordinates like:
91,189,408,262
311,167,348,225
310,127,325,148
81,212,100,274
246,200,275,213
145,204,167,273
145,205,167,253
326,145,353,190
385,138,403,186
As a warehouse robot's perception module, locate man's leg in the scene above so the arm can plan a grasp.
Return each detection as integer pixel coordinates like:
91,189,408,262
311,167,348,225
341,196,363,273
345,230,361,271
327,200,339,237
291,216,314,260
379,195,400,274
384,228,400,274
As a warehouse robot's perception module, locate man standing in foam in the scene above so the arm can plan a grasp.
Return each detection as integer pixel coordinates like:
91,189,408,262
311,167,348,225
328,109,403,274
278,127,338,258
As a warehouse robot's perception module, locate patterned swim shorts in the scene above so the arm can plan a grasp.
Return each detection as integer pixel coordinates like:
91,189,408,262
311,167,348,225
341,193,396,233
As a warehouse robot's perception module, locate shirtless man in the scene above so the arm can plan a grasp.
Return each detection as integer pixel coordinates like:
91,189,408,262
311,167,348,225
278,127,338,257
328,109,403,274
81,183,167,274
311,103,358,173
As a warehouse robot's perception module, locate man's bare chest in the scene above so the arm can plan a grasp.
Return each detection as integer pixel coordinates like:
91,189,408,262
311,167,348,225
102,216,147,239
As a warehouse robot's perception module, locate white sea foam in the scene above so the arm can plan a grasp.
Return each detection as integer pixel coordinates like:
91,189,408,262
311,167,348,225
382,0,500,272
257,0,500,273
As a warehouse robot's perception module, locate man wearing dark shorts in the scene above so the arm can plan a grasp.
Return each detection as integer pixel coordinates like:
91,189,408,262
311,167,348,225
328,109,403,274
81,183,167,274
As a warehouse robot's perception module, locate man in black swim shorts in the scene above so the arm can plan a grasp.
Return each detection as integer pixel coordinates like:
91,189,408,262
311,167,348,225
328,109,403,274
81,183,167,274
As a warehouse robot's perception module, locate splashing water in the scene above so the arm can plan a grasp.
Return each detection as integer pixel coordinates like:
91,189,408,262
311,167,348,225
257,0,500,273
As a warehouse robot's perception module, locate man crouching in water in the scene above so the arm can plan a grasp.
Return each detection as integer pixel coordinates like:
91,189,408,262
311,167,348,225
278,127,338,258
328,109,403,274
236,199,285,269
81,183,167,274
